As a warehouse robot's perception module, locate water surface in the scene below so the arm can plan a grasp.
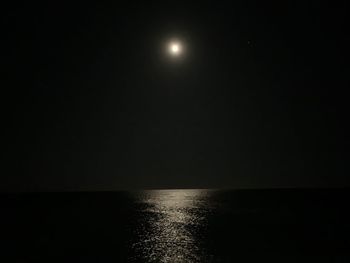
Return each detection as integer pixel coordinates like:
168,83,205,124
1,189,349,262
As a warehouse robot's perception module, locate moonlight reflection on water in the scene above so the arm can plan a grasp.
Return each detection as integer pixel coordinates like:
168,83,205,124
131,190,213,263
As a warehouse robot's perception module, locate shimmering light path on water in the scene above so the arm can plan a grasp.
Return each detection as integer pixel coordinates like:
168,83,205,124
131,190,214,263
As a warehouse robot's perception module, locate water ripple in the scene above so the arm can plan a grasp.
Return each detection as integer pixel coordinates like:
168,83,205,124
131,189,214,262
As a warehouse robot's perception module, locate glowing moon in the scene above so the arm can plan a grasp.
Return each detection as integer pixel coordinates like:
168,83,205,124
168,41,183,56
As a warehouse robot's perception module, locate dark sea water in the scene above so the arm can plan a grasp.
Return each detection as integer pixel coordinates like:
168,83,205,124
1,189,349,262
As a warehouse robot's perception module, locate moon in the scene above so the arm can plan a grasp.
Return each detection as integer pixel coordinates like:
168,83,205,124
168,41,183,56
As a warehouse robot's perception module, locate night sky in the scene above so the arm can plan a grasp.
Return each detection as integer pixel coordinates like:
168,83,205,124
3,1,349,191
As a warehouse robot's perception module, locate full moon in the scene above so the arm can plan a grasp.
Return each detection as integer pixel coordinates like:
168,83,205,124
168,41,183,56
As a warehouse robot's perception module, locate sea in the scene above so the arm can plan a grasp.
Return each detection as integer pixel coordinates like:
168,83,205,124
1,189,349,262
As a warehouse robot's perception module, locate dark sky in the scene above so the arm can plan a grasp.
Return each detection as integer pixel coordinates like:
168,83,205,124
3,0,349,191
